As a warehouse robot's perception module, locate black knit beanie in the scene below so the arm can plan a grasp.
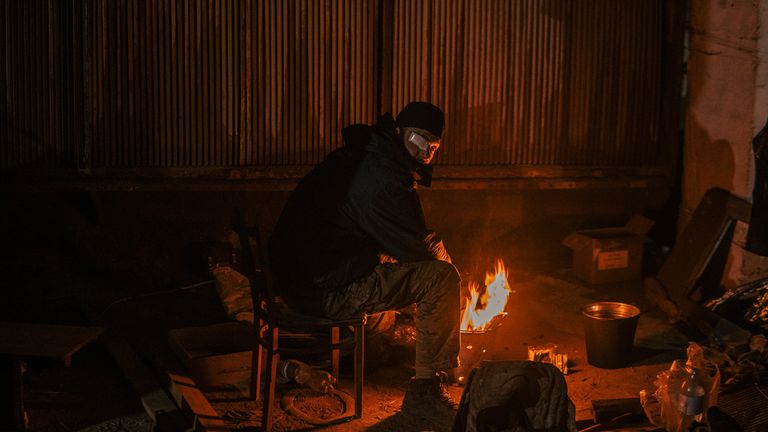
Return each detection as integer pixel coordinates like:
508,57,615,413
395,102,445,139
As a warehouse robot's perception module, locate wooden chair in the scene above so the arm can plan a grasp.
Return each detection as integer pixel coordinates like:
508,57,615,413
231,211,365,431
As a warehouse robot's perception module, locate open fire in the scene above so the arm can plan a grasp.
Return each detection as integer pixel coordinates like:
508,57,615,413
460,259,512,333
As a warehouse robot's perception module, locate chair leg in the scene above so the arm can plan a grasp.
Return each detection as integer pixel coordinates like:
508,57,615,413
262,326,279,432
252,320,264,401
354,324,364,419
330,326,340,382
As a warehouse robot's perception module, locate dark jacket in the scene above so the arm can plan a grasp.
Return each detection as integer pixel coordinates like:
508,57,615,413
269,114,449,302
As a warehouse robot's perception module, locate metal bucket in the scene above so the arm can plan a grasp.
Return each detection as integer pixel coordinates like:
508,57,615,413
581,302,640,369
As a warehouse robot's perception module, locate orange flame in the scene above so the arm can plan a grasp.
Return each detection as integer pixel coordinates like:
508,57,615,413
460,259,511,333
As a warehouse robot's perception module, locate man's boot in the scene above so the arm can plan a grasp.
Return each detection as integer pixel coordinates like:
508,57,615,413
401,375,457,426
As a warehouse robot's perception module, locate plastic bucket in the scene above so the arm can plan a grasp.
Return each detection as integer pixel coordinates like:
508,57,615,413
581,302,640,369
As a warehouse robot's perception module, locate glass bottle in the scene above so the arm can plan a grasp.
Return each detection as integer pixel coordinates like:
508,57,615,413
280,359,336,393
678,367,706,431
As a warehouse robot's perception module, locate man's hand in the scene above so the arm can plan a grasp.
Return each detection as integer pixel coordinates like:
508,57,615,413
424,232,452,264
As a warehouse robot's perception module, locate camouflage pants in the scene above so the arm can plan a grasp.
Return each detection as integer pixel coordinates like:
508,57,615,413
321,260,461,373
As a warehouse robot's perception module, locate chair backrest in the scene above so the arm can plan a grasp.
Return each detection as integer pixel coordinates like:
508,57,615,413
231,208,276,324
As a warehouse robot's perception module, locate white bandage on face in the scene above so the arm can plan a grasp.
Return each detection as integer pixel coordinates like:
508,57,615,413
408,131,431,152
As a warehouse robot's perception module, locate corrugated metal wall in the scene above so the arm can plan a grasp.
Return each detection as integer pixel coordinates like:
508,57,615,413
388,0,663,166
0,1,83,170
1,0,665,172
88,0,378,167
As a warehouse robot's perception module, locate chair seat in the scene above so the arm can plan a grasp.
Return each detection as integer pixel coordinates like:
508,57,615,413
271,297,366,331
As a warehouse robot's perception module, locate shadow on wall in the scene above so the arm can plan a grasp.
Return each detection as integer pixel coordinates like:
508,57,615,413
420,188,664,279
1,185,665,319
0,191,290,303
681,118,736,226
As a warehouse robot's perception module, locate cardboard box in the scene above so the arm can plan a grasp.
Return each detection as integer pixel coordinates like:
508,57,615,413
562,215,654,284
168,322,253,390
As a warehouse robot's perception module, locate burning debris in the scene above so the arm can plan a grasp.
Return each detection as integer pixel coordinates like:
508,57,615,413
453,260,514,385
528,343,569,375
456,260,573,386
460,259,512,333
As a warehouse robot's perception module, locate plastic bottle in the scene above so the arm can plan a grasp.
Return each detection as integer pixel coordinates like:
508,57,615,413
281,359,336,393
678,367,706,432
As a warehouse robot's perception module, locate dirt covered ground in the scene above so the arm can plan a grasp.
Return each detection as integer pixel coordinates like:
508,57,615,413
202,268,685,431
12,211,696,431
19,262,688,432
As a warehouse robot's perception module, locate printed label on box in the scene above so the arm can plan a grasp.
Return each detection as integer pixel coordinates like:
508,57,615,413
597,250,629,270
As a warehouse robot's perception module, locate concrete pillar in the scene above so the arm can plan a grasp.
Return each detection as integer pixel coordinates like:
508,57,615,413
683,0,768,287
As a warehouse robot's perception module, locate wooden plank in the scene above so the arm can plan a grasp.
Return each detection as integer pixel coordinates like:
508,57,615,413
167,372,229,432
747,119,768,255
0,323,103,366
657,188,751,301
101,332,191,432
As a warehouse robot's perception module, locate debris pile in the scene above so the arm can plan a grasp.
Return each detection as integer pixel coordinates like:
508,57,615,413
700,334,768,389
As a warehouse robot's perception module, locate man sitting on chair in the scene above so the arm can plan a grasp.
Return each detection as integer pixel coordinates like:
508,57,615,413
270,101,461,418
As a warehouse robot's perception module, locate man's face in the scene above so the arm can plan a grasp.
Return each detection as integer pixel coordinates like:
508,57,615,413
402,127,441,165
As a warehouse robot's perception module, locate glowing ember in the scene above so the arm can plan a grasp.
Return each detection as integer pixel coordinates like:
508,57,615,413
460,259,512,333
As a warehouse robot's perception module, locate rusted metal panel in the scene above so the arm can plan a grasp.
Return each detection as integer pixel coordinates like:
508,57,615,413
3,0,666,173
0,0,76,170
83,0,378,168
388,0,663,166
